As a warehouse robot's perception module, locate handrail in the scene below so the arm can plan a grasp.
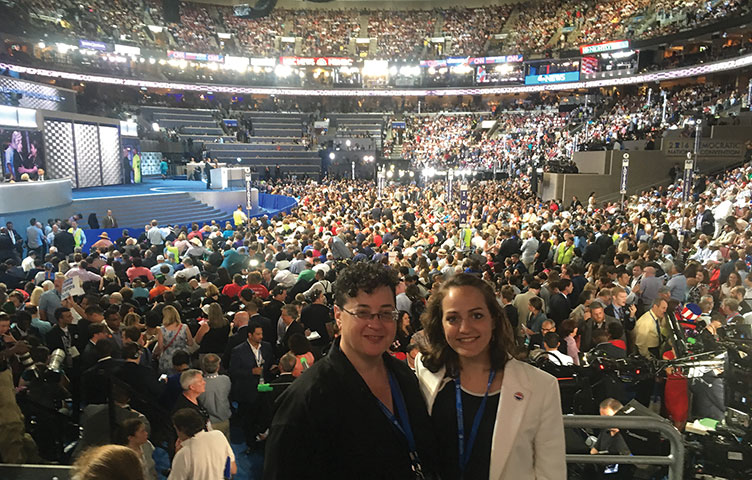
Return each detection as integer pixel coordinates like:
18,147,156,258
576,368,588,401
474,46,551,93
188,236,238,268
564,415,684,480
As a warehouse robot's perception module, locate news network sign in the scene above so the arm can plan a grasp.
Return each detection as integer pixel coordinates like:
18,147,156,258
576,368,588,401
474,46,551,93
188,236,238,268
524,71,580,85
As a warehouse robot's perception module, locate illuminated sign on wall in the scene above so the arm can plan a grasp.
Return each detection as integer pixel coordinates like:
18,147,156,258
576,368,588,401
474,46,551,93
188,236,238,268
580,40,630,55
279,57,353,67
78,39,107,51
469,55,524,65
168,51,225,63
524,71,580,85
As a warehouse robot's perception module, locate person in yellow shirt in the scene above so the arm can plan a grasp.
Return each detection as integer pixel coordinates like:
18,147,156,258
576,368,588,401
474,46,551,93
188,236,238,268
555,236,576,265
233,205,248,228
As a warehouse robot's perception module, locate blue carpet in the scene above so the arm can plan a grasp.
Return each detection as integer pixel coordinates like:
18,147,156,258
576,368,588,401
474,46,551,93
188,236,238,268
71,177,246,200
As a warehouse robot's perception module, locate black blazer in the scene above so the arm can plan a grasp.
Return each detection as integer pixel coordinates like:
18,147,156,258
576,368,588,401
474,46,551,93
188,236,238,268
80,341,99,372
230,340,274,403
223,325,248,369
81,358,125,405
45,325,80,356
115,361,165,402
250,313,277,345
548,293,571,327
264,338,439,479
277,321,306,359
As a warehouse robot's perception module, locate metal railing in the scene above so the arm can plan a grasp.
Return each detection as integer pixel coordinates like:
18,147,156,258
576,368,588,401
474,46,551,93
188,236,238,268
564,415,684,480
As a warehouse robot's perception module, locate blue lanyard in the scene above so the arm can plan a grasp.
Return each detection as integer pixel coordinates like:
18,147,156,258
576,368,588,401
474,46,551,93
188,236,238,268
455,370,496,477
375,371,425,479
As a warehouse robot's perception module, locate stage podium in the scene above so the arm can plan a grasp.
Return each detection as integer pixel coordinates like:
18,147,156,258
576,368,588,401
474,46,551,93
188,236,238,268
209,167,247,189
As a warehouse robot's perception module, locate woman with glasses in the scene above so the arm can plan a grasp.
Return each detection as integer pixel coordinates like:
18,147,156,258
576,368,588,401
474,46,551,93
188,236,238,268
415,274,565,480
265,262,438,479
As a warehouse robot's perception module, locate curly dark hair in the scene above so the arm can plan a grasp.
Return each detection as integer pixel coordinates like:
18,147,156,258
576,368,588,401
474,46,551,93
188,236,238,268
333,262,399,307
420,274,516,375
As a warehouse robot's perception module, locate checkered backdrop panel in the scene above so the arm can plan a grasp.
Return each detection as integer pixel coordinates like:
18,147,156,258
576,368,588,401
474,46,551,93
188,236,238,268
43,119,76,185
74,123,101,188
99,125,121,185
140,152,162,176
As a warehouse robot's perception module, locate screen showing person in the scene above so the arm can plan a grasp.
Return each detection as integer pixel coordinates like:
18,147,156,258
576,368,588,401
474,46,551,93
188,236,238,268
1,129,45,181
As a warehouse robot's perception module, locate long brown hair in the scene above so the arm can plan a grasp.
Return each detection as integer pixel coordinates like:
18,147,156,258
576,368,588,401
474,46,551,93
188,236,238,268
420,274,515,375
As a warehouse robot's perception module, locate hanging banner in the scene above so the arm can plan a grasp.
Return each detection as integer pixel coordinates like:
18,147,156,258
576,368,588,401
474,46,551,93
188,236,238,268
459,183,469,227
446,170,454,203
683,156,694,202
245,168,252,211
620,153,630,195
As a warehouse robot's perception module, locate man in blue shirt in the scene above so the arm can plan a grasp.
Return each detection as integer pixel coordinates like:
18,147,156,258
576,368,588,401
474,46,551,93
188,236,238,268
666,261,687,302
25,218,46,258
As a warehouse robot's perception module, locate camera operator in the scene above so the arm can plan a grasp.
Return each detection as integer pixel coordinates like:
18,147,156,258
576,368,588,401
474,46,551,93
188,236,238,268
691,314,726,420
589,398,632,479
0,337,42,463
17,345,70,411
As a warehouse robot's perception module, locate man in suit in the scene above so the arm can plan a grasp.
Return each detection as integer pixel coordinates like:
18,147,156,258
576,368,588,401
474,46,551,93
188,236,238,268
223,311,249,368
257,351,298,438
81,339,124,405
695,203,715,237
101,210,118,229
5,222,23,258
247,299,275,345
0,227,18,262
513,279,544,328
53,226,75,258
548,279,573,328
605,286,637,334
276,304,305,360
45,307,80,371
231,320,274,452
115,342,165,403
578,301,621,352
80,323,109,372
269,352,296,403
72,383,149,459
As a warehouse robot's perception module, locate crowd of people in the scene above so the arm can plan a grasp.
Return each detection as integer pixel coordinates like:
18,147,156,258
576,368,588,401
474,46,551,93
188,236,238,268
0,132,750,471
439,6,512,56
381,82,744,175
163,2,218,53
8,0,749,59
292,9,361,57
582,84,742,150
367,9,436,60
24,0,155,46
642,0,747,40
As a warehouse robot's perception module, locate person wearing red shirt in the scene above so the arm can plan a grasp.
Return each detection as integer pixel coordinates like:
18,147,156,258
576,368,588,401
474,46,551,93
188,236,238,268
244,271,269,299
186,223,203,242
126,257,154,282
222,274,246,298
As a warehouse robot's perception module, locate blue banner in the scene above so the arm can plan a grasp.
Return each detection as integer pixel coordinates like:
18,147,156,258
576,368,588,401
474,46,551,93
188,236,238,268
524,71,580,85
79,39,107,51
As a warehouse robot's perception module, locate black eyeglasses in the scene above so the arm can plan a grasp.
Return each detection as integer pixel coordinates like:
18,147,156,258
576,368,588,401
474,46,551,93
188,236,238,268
340,307,399,323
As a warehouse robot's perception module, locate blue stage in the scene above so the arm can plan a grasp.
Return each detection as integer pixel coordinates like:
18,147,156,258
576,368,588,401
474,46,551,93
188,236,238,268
0,177,298,233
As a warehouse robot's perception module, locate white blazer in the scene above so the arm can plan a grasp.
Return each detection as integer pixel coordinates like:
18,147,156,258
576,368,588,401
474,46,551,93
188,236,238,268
415,355,566,480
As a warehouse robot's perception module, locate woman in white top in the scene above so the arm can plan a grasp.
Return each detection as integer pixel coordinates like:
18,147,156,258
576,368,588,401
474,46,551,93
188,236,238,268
415,274,565,480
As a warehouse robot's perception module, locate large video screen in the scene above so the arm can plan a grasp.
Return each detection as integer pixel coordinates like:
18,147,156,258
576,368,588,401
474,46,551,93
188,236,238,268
1,129,45,181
